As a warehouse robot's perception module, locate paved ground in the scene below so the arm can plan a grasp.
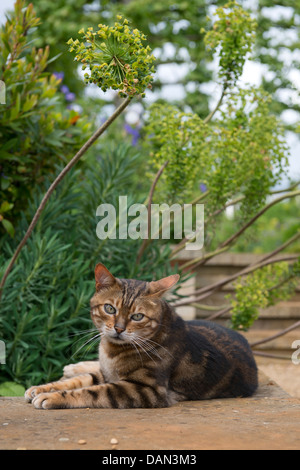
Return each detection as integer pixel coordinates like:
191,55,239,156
0,371,299,450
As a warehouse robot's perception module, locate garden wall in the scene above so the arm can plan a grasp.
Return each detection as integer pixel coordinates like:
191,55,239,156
175,252,300,357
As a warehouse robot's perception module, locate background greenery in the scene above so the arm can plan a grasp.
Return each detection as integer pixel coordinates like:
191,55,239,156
0,0,299,393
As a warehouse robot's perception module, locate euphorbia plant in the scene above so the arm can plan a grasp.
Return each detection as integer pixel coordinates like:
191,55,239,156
0,8,156,300
67,16,155,97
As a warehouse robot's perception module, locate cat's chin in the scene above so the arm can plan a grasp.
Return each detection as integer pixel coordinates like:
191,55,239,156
106,334,129,345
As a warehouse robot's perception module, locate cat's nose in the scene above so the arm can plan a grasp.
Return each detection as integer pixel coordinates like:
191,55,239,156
114,325,125,335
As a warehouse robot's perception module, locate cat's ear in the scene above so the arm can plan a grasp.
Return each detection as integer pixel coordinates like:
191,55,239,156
147,274,180,297
94,263,118,292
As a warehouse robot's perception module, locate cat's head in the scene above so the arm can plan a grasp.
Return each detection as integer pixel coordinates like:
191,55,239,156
90,263,179,345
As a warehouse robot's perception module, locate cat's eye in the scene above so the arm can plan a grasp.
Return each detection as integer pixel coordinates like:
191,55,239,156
104,304,116,315
131,313,144,321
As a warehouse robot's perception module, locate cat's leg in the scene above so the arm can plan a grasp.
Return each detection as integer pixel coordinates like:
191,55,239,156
62,361,100,379
31,380,170,409
25,369,105,403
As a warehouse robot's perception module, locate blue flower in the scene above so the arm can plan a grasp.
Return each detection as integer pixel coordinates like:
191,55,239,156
124,123,140,146
53,71,65,81
65,92,76,102
199,183,207,193
61,85,70,94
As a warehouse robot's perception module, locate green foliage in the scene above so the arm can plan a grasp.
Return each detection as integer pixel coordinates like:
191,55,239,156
25,0,104,96
228,260,300,330
255,0,300,121
26,0,300,124
29,0,214,115
203,1,257,86
209,86,288,219
0,381,25,397
145,86,289,219
0,0,91,237
68,17,155,98
144,103,209,202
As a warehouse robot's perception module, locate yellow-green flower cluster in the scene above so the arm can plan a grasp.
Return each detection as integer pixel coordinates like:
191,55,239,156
67,16,155,98
203,1,256,86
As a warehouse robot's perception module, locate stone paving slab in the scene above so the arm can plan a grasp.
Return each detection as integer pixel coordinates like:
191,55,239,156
0,372,299,450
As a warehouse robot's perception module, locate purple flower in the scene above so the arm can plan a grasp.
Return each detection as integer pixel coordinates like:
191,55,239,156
199,183,207,193
65,92,76,102
61,85,70,94
124,123,140,146
53,71,64,81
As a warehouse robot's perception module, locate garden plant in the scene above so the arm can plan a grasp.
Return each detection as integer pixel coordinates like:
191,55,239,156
0,0,299,395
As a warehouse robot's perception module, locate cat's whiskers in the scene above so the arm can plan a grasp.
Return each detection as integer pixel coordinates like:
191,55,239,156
133,333,173,360
131,338,158,364
71,331,103,359
130,335,162,364
69,328,98,339
128,340,144,366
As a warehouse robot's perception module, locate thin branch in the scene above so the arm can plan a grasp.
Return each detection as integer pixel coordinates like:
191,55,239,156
206,305,232,321
270,180,300,195
181,190,300,272
172,183,300,258
250,319,300,348
252,351,291,360
135,160,169,265
203,86,227,124
172,254,299,308
219,190,300,250
179,245,229,271
256,230,300,265
171,195,244,257
0,96,132,301
189,302,230,311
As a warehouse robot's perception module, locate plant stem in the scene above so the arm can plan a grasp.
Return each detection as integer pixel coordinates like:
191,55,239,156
135,160,169,265
179,245,229,271
0,96,132,301
219,190,300,250
180,189,300,272
172,184,300,258
172,254,299,308
203,86,227,124
189,302,230,311
250,319,300,348
206,305,232,321
252,351,291,360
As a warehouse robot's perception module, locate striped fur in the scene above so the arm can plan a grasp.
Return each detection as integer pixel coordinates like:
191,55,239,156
25,263,258,409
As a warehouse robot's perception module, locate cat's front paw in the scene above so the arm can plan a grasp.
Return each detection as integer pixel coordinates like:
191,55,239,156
25,383,58,402
25,385,47,403
32,391,66,409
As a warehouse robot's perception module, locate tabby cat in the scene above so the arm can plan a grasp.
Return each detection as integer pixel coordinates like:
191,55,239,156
25,262,258,409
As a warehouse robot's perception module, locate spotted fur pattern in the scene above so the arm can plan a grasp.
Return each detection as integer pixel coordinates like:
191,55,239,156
25,263,258,409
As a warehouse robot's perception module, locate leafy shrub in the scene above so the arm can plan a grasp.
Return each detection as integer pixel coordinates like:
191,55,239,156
145,87,288,218
0,0,91,237
228,260,300,330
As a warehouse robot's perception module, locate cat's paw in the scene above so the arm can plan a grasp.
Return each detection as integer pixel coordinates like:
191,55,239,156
32,391,65,409
25,384,55,402
25,385,43,403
